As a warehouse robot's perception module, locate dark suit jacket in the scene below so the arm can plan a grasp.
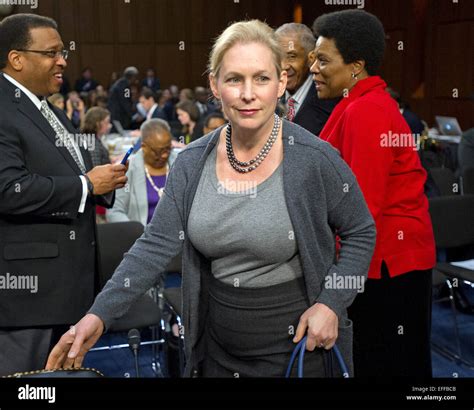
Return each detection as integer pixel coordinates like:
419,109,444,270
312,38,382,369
108,77,134,130
150,105,167,120
195,101,215,119
292,84,340,137
141,77,160,93
402,108,424,136
0,73,113,327
74,77,98,93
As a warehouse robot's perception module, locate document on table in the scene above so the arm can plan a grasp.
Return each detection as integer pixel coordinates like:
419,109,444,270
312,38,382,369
450,259,474,270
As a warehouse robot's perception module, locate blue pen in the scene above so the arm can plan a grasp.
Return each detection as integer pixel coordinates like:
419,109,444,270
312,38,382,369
120,147,134,165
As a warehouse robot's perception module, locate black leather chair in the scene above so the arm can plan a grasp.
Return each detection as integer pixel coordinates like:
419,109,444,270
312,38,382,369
90,222,164,376
429,195,474,368
462,167,474,195
162,255,184,376
429,167,459,196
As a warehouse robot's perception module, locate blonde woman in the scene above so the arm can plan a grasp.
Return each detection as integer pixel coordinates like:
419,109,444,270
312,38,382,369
47,20,375,377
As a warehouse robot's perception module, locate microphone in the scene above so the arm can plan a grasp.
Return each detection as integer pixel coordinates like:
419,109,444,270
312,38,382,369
128,329,141,378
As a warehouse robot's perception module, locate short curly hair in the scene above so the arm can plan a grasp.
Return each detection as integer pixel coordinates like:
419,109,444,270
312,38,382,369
312,10,385,76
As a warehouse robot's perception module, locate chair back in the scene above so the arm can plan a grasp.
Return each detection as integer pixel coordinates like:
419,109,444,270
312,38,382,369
429,167,458,196
462,167,474,195
97,222,144,288
428,195,474,248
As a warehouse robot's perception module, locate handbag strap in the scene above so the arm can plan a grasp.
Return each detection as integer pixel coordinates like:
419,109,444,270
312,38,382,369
285,336,350,378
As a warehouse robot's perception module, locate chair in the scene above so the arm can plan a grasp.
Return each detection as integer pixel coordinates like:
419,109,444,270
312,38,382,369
461,167,474,195
429,195,474,368
162,255,185,376
90,222,165,376
429,167,459,196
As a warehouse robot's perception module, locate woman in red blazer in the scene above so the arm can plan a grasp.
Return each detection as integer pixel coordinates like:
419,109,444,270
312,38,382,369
310,9,436,378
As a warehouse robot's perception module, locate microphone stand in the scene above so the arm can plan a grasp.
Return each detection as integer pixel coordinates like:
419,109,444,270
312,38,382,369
128,329,141,378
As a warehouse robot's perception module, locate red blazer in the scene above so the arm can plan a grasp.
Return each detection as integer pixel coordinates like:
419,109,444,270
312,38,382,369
320,76,435,279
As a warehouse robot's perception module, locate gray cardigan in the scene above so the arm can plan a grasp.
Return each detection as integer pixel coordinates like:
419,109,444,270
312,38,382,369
89,120,376,377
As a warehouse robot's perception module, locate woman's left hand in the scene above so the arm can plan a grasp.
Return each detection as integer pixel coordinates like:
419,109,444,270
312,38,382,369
293,303,338,350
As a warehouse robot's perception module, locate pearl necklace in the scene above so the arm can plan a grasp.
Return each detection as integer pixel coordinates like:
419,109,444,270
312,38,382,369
144,165,167,197
226,114,281,173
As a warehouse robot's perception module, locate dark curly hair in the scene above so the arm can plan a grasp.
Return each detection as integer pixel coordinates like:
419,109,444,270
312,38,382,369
312,10,385,76
0,14,58,70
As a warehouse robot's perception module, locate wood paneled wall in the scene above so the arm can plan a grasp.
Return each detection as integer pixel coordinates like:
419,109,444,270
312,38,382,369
8,0,474,130
12,0,292,88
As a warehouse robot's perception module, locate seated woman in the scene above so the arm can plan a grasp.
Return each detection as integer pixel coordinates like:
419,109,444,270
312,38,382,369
47,20,376,378
81,107,112,167
310,9,436,378
106,119,177,226
81,107,113,223
66,91,85,129
176,100,202,144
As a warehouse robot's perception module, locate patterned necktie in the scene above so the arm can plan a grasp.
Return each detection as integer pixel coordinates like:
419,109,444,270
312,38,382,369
40,100,87,174
286,97,296,122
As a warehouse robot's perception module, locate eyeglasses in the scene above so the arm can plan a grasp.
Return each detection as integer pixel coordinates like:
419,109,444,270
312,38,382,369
146,144,171,157
16,49,69,60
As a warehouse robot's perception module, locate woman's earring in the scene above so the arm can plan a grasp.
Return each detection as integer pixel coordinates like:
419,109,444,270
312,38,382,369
351,72,358,80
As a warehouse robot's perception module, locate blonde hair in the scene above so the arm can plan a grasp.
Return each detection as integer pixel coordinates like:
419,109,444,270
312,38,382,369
208,19,283,78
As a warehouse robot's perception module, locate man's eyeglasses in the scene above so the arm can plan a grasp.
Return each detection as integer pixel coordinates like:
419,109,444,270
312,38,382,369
16,49,69,60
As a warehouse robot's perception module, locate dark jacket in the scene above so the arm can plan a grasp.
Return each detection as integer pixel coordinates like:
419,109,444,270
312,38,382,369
292,84,340,136
0,73,113,327
141,77,160,93
108,77,134,130
74,77,98,94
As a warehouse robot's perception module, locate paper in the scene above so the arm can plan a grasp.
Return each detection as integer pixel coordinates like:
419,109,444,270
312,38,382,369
450,259,474,270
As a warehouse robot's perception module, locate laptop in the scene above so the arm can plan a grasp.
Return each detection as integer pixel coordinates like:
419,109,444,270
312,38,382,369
436,116,463,137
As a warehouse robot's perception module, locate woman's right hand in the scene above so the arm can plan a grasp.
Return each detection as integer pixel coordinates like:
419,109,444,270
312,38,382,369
45,313,104,370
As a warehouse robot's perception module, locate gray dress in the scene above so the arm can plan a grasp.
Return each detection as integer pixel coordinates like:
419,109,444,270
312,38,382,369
187,142,326,377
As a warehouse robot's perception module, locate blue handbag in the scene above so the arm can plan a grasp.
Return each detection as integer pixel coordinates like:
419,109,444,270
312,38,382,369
285,336,350,378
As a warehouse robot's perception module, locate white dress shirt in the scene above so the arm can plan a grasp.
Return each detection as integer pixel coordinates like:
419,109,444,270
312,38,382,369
147,103,159,120
3,73,88,213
